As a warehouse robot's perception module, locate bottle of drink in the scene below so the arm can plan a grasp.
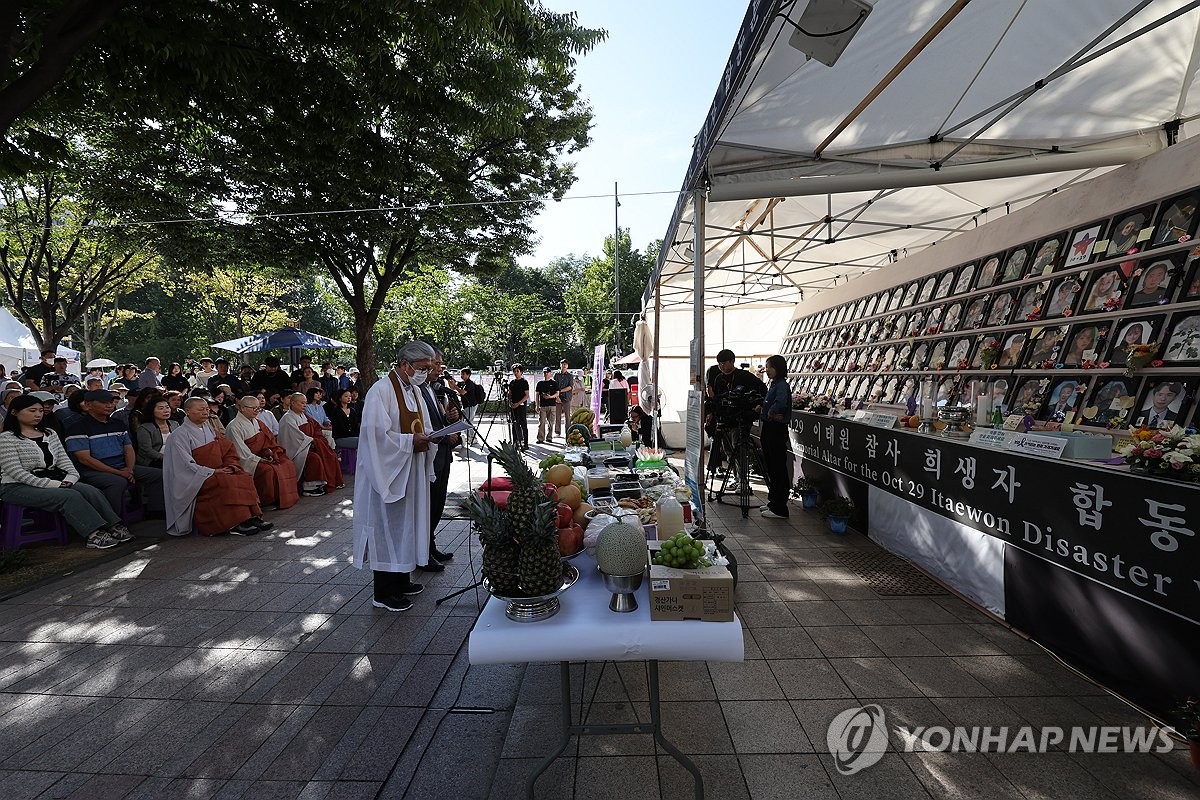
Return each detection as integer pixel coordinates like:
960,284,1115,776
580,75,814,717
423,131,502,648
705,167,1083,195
992,407,1004,427
656,495,685,540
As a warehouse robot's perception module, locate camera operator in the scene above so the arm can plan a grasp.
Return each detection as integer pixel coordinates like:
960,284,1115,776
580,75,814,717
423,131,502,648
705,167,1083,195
454,368,484,447
757,355,792,519
704,349,767,476
507,364,530,451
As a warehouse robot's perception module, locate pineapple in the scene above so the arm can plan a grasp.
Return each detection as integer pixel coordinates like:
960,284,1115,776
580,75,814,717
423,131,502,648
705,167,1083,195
465,493,519,596
493,440,542,538
517,500,563,596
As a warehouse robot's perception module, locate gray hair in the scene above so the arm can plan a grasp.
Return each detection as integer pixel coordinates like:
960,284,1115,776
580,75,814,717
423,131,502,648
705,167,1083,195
183,396,208,411
397,341,436,365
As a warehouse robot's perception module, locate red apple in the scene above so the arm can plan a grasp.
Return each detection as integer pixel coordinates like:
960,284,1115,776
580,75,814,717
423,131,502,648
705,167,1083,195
556,502,573,529
558,523,584,555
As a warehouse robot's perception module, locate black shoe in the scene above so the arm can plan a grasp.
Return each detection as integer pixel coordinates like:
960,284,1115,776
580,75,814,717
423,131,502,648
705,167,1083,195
416,560,445,572
371,595,412,612
230,521,260,535
431,548,454,561
249,517,274,531
399,582,424,596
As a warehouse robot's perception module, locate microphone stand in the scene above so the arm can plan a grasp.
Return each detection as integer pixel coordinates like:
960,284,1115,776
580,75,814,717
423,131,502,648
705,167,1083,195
435,411,501,606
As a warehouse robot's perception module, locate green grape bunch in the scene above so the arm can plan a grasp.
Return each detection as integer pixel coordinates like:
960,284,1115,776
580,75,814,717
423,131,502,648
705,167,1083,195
652,532,711,570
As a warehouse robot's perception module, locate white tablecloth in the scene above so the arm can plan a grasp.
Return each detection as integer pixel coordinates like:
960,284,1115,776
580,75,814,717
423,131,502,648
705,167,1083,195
468,552,744,664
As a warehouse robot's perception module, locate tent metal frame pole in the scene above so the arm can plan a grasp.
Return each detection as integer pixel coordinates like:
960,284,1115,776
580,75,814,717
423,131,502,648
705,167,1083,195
692,188,708,515
652,286,662,448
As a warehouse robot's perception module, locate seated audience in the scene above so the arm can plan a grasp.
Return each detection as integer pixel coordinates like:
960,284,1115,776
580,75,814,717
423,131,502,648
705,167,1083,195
325,388,361,449
205,398,227,436
21,350,57,389
192,357,218,387
225,395,300,510
163,397,272,537
135,397,178,467
56,389,86,431
39,357,80,390
65,389,165,518
278,392,343,495
0,395,131,549
115,364,139,391
164,390,186,424
162,362,191,392
33,392,66,441
251,355,294,399
295,366,321,395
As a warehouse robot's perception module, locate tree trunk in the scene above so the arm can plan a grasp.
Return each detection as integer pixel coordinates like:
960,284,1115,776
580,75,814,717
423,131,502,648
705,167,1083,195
354,310,378,387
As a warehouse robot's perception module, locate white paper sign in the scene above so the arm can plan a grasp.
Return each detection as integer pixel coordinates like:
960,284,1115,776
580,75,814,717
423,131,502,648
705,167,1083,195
969,429,1011,448
865,413,898,429
1005,432,1067,459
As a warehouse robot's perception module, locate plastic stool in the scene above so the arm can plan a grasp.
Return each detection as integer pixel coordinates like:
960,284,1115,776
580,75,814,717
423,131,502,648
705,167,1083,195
337,447,357,475
1,503,69,550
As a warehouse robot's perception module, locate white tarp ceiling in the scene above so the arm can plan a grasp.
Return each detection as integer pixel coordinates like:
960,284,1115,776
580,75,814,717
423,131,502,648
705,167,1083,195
649,0,1200,311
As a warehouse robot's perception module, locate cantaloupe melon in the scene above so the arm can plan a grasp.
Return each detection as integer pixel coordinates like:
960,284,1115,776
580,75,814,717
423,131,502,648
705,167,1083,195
573,502,594,527
557,483,582,509
546,463,574,487
595,522,647,576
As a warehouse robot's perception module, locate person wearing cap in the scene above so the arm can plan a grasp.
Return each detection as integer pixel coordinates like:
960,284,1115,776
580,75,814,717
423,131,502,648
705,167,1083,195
137,357,162,390
226,395,300,510
0,394,133,549
279,392,343,495
534,367,559,444
346,367,361,397
251,355,294,400
553,360,574,439
163,397,273,536
65,389,165,518
505,364,530,450
192,357,218,388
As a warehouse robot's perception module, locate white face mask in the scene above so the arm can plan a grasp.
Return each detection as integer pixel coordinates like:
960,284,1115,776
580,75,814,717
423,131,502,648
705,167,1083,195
409,368,429,386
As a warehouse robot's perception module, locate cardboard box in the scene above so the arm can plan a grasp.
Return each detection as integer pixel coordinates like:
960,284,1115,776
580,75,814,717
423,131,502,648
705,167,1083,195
647,544,735,622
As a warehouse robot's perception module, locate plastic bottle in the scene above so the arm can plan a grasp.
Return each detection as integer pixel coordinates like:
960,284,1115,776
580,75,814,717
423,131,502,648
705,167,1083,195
992,406,1004,427
656,495,685,539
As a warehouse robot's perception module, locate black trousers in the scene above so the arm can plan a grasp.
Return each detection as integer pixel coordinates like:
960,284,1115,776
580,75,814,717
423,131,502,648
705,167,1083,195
760,420,791,514
509,405,528,447
373,569,410,597
429,449,451,544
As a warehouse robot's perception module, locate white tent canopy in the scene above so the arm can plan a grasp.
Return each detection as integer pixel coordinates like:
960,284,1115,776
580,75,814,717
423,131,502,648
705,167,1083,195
644,0,1200,442
0,307,81,374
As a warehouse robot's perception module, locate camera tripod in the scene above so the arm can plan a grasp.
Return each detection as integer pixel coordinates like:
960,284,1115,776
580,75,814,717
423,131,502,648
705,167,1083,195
709,420,767,519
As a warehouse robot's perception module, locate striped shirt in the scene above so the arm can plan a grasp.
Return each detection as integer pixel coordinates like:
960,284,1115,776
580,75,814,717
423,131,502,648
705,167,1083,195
65,416,132,468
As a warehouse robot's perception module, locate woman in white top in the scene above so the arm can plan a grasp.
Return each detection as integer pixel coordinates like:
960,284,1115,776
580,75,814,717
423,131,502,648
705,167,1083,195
0,395,129,549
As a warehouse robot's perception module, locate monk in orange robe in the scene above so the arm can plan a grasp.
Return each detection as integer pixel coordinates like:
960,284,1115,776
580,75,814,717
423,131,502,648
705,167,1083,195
279,393,343,494
225,396,300,510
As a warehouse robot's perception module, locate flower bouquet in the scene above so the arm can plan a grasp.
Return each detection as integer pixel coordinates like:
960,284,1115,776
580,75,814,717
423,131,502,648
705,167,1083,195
979,341,1001,369
793,391,812,410
1123,342,1160,378
810,395,833,415
1117,425,1200,481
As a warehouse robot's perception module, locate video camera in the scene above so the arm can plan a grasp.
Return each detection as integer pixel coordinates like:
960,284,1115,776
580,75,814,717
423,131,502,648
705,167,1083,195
715,385,764,427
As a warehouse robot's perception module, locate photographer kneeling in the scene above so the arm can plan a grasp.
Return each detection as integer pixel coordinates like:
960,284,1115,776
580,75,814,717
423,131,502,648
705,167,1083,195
757,355,792,519
0,394,130,549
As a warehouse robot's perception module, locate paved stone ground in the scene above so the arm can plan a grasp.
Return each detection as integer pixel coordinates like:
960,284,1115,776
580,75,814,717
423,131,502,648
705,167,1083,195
1,423,1198,799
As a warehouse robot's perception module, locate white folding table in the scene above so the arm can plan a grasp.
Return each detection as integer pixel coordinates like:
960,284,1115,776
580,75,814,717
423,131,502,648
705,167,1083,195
469,552,744,799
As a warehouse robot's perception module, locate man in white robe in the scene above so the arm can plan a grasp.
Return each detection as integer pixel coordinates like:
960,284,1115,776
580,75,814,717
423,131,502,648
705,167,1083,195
351,341,439,612
163,397,270,537
257,396,281,435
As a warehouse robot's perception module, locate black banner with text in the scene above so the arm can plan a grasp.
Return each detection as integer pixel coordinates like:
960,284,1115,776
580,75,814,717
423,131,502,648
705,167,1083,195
794,414,1200,626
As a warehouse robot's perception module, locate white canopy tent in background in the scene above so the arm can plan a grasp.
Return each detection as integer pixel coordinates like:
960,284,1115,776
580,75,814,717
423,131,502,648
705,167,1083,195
642,0,1200,446
0,307,81,374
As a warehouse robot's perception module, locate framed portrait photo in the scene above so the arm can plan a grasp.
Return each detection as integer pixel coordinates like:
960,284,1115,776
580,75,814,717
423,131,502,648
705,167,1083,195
1009,377,1049,417
948,337,974,368
1024,325,1068,368
1133,378,1197,429
963,296,988,329
953,264,976,295
1078,377,1140,429
911,342,931,370
1029,234,1067,276
901,282,919,307
907,311,926,338
1125,252,1184,308
996,332,1029,368
928,339,950,370
881,377,900,404
1063,221,1106,268
1104,205,1157,258
1044,276,1083,318
1060,321,1111,367
972,334,1002,369
1163,311,1200,364
1080,267,1127,314
934,270,956,301
926,306,945,335
999,245,1031,284
917,276,937,305
1040,378,1086,422
975,254,1004,290
988,377,1011,414
941,301,964,333
1181,247,1200,301
985,290,1017,327
1014,283,1048,322
1149,190,1200,248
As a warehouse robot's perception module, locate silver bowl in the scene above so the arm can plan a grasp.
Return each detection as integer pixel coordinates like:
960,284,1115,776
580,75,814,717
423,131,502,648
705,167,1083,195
601,571,645,613
483,563,580,622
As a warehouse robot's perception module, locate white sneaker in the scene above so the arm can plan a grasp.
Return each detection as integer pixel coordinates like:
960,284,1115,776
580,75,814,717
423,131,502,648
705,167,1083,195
761,509,789,519
87,530,120,549
107,524,134,542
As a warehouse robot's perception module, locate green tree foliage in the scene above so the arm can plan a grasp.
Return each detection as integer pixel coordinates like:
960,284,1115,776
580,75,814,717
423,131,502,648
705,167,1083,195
565,229,658,355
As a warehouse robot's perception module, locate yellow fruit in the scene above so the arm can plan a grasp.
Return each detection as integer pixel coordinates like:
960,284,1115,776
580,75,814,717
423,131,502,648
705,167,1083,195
557,483,582,509
546,463,574,487
573,502,593,527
